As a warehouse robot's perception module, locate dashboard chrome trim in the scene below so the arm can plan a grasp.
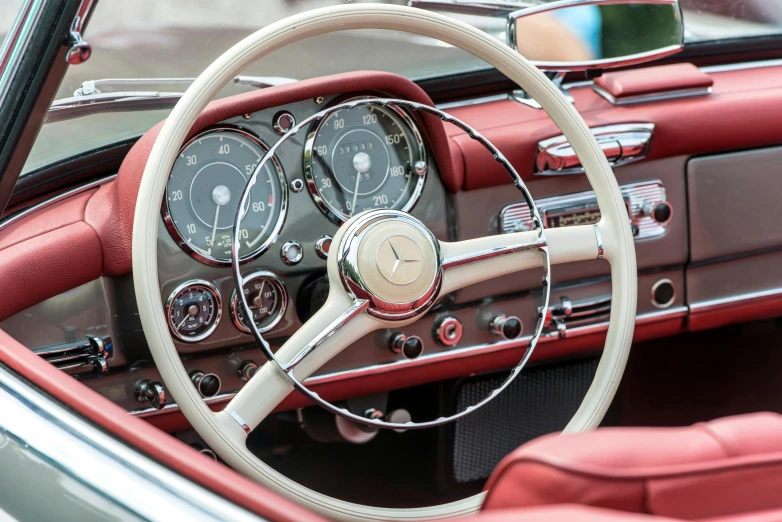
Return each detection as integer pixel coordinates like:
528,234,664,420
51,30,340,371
435,59,782,112
689,287,782,314
0,174,116,232
0,365,261,521
131,306,687,418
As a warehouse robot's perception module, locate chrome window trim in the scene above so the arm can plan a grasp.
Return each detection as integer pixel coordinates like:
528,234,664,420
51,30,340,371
700,58,782,74
132,306,687,418
0,364,262,521
0,0,43,104
0,174,116,231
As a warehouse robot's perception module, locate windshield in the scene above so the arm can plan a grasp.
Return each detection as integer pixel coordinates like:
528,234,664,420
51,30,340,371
10,0,782,176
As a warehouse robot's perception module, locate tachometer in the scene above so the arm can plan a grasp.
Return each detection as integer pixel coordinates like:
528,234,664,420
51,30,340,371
162,127,287,265
304,101,426,224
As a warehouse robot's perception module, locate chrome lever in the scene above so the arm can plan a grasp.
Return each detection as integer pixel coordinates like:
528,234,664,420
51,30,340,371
535,123,655,176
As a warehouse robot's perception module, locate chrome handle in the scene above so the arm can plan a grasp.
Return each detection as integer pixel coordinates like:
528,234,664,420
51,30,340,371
535,123,654,176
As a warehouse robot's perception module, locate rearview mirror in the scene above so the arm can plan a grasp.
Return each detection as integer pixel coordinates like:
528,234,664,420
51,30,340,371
507,0,684,71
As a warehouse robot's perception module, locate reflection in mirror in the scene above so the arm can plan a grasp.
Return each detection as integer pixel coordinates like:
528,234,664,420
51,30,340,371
508,0,684,71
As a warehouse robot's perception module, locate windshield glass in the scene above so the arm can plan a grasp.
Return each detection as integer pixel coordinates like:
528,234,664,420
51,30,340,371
17,0,782,176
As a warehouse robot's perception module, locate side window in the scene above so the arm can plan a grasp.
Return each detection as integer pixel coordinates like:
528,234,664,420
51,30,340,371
0,1,28,51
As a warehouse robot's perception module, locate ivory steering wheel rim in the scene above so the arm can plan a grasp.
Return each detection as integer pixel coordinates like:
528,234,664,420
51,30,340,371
132,5,637,521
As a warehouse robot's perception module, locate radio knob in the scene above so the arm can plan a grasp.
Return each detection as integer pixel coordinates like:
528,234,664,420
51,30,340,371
389,333,424,360
490,314,523,340
641,200,673,225
652,202,673,224
134,379,167,410
189,370,221,398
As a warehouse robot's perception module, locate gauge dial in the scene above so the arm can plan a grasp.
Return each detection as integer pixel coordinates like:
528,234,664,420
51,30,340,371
166,280,222,343
162,127,287,266
230,271,287,334
304,101,426,224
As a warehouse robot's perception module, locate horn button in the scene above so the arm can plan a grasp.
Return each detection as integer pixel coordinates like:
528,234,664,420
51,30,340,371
338,211,441,319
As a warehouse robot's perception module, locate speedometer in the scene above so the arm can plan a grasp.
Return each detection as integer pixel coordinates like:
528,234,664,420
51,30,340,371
303,101,427,224
162,127,287,265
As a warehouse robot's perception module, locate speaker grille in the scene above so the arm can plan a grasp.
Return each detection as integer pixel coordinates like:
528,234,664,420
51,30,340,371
452,358,598,483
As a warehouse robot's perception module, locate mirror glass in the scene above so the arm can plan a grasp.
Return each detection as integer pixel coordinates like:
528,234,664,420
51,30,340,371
509,1,684,70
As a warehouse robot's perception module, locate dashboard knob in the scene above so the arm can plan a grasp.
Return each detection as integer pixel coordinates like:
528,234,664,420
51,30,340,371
315,235,332,259
490,314,523,340
134,379,167,410
652,202,673,224
389,333,424,360
434,316,463,347
238,361,259,382
189,370,222,398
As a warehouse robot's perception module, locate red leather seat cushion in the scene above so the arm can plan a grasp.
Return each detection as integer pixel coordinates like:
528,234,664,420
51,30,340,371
483,413,782,520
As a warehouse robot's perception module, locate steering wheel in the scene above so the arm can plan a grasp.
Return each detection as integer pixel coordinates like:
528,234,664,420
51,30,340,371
133,4,637,521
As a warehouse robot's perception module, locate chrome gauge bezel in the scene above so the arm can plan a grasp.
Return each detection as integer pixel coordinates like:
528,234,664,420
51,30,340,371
161,125,289,267
165,279,223,343
229,270,288,334
302,96,428,225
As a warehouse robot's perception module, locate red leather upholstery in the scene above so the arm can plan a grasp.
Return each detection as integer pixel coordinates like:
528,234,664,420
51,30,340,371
466,506,678,522
483,413,782,520
593,63,713,100
464,505,782,522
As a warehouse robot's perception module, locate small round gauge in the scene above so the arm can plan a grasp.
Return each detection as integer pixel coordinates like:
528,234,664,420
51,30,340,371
304,100,426,224
162,127,287,266
230,271,287,334
166,280,222,343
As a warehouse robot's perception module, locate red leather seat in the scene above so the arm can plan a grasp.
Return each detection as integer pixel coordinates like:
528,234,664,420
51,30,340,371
482,413,782,520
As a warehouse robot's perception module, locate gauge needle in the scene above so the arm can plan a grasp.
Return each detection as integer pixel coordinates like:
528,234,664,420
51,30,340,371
350,172,361,217
176,315,189,330
253,281,266,308
208,185,231,254
208,205,220,255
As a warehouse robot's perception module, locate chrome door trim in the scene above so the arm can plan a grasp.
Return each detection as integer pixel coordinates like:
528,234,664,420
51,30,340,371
0,364,263,521
0,174,116,231
132,306,687,418
689,287,782,314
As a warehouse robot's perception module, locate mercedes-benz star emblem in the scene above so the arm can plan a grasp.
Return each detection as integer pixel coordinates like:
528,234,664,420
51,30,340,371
376,236,424,285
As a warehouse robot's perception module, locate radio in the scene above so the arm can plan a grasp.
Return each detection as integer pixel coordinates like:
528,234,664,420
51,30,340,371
499,180,671,240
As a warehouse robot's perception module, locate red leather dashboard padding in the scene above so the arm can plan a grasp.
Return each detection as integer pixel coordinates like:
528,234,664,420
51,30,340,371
483,413,782,520
88,71,457,276
450,64,782,190
593,63,714,100
0,222,103,322
0,328,327,522
0,188,96,251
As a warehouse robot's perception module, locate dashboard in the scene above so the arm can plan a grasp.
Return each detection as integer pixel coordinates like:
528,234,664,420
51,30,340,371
2,64,782,426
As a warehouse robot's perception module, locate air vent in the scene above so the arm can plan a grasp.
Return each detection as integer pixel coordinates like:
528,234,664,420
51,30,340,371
34,335,111,376
542,295,611,339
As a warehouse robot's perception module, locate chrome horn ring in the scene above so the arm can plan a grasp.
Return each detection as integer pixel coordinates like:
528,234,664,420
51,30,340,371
232,98,551,429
